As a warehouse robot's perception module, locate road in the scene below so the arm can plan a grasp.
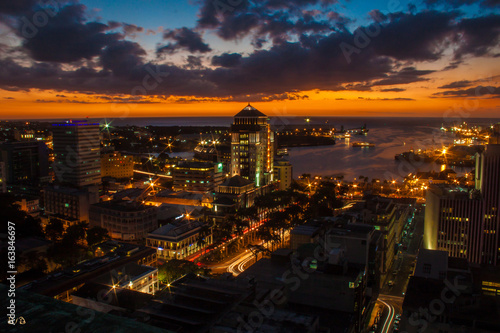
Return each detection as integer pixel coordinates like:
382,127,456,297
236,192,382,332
365,205,425,333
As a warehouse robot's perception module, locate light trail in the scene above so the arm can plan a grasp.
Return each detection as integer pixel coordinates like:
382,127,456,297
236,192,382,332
227,251,254,275
379,299,395,333
133,169,172,178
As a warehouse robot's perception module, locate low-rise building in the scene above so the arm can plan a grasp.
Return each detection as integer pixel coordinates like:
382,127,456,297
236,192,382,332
212,175,259,214
44,185,99,224
146,219,212,260
90,200,158,241
14,195,40,217
101,151,134,179
172,161,224,192
21,241,157,301
92,262,159,294
290,220,323,250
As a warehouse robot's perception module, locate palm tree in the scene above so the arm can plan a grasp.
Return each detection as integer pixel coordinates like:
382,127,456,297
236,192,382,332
195,224,211,256
237,206,258,243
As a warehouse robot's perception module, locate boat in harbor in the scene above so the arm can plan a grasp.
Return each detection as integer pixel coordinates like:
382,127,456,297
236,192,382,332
277,148,289,156
352,142,375,148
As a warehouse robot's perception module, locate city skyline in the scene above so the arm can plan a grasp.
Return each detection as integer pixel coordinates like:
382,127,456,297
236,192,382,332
0,0,499,118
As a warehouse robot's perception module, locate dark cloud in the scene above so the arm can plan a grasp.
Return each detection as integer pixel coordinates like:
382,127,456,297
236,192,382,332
366,11,457,61
358,97,415,101
21,4,122,63
481,0,500,7
433,86,500,97
265,0,337,9
196,0,335,45
0,0,38,15
158,27,211,54
438,80,472,89
211,53,242,67
372,67,435,86
442,60,463,71
100,40,146,77
122,23,144,37
454,14,500,59
380,88,406,92
425,0,499,8
216,13,261,40
184,55,204,69
424,0,475,7
344,83,372,91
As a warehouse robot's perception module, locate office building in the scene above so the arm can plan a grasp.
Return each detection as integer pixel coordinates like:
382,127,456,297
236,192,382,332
52,120,101,187
363,197,397,274
0,140,49,186
424,185,483,263
13,129,35,141
101,151,134,179
230,104,274,187
274,159,293,190
475,144,500,265
172,161,224,192
89,200,158,241
401,249,500,333
425,145,500,265
44,185,99,224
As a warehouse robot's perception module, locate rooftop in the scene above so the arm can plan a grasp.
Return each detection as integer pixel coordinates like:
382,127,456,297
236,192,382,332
234,104,267,118
175,161,215,170
72,282,153,310
21,241,156,297
0,284,169,333
92,262,156,286
92,200,156,212
221,175,254,188
149,220,205,241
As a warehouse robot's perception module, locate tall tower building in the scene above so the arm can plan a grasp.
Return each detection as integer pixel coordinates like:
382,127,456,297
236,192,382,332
475,144,500,265
230,104,274,187
424,144,500,265
52,120,101,187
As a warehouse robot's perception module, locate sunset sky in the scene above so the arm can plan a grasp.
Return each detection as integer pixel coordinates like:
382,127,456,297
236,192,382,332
0,0,499,119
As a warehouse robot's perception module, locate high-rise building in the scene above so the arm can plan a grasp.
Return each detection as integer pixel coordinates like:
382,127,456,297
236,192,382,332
0,140,49,186
230,104,274,187
52,120,101,187
475,144,500,265
425,144,500,265
273,159,292,190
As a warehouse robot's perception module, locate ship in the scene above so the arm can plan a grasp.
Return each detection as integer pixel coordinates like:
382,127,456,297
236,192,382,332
277,148,289,156
352,142,375,148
